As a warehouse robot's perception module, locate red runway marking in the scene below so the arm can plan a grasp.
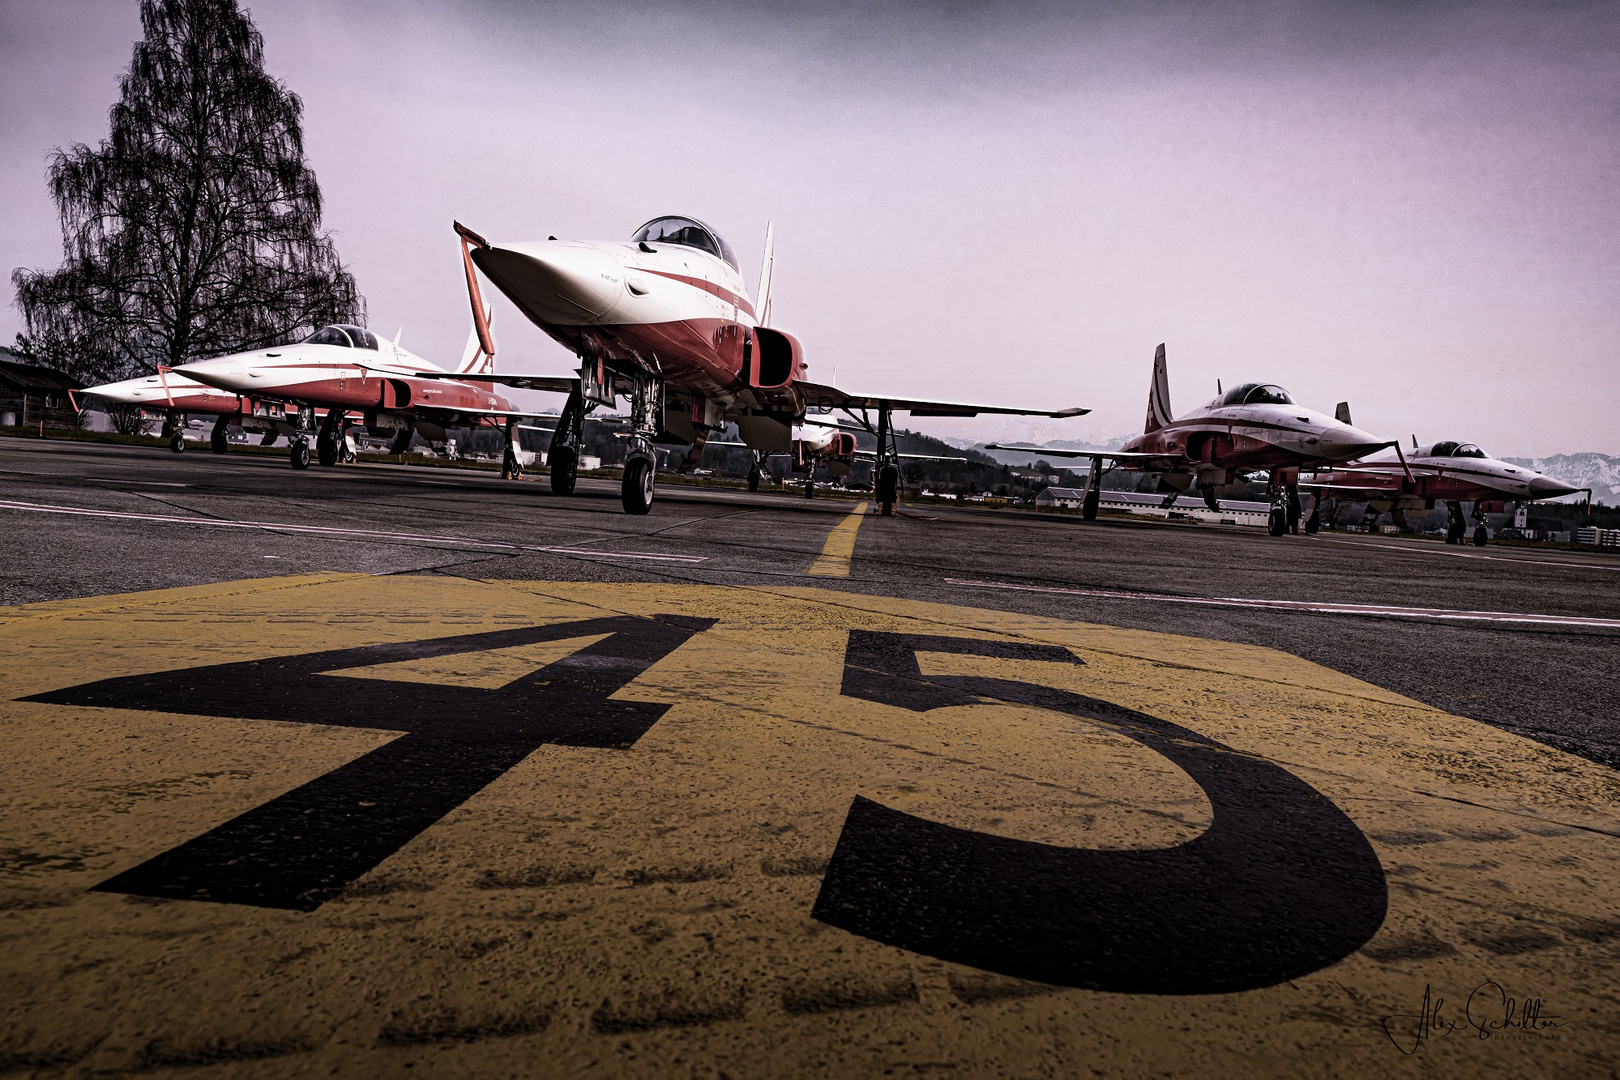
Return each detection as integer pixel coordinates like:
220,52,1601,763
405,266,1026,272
0,500,707,563
944,578,1620,629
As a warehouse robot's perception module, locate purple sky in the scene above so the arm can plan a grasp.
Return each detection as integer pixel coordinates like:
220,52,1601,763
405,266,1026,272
4,0,1617,454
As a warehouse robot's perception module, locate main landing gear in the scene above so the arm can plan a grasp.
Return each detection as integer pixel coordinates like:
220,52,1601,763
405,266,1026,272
1471,500,1489,547
210,415,230,454
548,381,590,496
1303,495,1322,534
747,463,762,493
163,413,185,453
872,400,900,516
1445,501,1467,545
316,409,345,467
1267,469,1302,537
500,417,523,480
804,476,815,499
1082,458,1102,520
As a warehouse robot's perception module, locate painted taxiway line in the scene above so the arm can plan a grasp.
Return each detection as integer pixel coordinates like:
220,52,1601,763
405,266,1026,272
806,502,870,577
944,578,1620,629
0,499,707,563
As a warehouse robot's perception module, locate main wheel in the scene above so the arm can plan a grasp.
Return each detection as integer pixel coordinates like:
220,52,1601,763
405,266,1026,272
747,470,760,493
1267,506,1288,536
210,426,228,454
1446,524,1463,544
550,445,578,496
169,431,186,453
289,439,311,470
622,457,654,515
1473,525,1488,547
804,478,814,499
316,435,338,467
1082,489,1099,521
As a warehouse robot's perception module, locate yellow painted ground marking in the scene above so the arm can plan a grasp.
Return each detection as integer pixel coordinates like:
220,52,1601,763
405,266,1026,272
327,633,612,689
3,576,1619,1077
805,501,869,576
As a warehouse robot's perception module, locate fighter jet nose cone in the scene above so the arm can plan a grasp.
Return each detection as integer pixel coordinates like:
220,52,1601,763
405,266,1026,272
1529,475,1579,498
1318,425,1389,461
474,242,624,324
175,359,244,391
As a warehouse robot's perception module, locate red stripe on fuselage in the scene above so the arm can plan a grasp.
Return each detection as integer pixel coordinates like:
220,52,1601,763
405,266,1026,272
633,268,756,319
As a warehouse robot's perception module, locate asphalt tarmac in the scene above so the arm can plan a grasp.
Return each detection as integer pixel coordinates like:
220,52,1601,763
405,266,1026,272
4,437,1616,768
3,435,1619,1078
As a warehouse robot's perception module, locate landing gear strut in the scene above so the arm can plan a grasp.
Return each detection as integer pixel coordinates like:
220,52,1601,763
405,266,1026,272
620,369,661,515
1470,501,1489,546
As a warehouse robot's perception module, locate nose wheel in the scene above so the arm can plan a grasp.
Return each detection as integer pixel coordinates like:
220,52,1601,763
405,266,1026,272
622,457,655,514
289,438,311,470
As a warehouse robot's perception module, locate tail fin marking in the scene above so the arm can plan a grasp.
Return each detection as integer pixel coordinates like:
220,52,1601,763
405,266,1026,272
1144,343,1173,433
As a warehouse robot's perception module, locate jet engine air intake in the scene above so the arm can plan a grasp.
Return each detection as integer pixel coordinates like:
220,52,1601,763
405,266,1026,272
829,432,857,457
750,327,803,390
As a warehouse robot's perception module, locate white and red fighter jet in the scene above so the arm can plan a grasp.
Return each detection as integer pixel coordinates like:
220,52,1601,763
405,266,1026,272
80,367,295,453
174,318,544,471
989,343,1396,534
435,216,1086,514
1300,440,1583,545
705,419,966,497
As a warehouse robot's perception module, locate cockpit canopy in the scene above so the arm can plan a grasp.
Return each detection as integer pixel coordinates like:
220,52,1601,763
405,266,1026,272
1219,382,1293,407
632,216,739,271
303,324,379,350
1426,441,1488,459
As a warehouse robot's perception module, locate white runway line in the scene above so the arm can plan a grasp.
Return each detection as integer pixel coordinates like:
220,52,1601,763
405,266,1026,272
945,577,1620,629
1312,535,1620,572
0,499,707,563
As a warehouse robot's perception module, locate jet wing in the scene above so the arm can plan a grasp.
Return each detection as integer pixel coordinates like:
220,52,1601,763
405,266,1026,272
986,444,1188,468
854,451,968,462
375,366,578,394
797,382,1088,418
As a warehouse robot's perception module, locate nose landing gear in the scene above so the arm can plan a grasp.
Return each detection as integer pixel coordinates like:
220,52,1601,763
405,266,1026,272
619,369,661,515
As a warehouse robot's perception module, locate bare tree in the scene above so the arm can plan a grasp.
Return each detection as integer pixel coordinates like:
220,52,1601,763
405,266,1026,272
12,0,362,385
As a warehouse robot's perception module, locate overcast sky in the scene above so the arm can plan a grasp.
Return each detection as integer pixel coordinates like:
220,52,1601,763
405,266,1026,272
3,0,1618,454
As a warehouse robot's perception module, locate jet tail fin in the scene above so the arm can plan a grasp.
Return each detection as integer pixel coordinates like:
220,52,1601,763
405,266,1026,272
456,305,495,376
1334,402,1352,426
1143,343,1172,433
755,222,775,328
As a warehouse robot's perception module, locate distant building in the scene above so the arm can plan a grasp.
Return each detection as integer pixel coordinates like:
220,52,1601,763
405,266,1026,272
0,351,85,430
1036,486,1090,509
